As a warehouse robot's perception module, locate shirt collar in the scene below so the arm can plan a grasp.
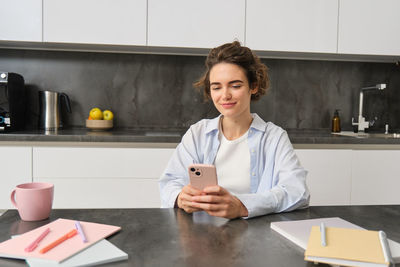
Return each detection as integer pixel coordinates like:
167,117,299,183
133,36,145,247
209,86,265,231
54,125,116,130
250,113,268,132
205,114,222,134
205,113,267,134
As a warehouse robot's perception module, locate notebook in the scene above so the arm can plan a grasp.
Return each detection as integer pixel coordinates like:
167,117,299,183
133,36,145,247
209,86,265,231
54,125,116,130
0,218,121,263
270,217,400,263
26,239,128,267
305,226,388,267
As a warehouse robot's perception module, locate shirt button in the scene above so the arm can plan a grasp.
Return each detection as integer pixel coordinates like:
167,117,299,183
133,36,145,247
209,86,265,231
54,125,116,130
252,172,256,176
251,149,255,153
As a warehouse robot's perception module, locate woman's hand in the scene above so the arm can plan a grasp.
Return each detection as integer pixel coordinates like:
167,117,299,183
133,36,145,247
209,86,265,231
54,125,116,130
177,185,204,213
190,186,249,219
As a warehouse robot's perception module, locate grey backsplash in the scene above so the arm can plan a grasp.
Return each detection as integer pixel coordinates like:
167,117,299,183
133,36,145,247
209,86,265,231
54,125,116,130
1,49,399,132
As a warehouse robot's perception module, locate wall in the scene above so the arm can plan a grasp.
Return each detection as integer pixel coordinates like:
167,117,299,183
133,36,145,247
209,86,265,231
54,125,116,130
1,49,399,132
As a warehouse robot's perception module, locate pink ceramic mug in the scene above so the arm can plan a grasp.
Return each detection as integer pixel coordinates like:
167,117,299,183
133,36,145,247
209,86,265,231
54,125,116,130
10,182,54,221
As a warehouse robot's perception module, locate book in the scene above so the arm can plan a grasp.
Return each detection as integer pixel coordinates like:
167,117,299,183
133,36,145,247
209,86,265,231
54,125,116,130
26,239,128,267
270,217,400,263
305,226,388,267
0,218,121,263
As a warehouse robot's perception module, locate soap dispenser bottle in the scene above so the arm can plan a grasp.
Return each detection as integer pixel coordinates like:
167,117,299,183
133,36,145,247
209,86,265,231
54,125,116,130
332,109,341,133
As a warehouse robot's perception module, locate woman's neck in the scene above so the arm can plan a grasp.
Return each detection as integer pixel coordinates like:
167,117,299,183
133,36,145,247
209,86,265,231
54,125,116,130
220,113,253,140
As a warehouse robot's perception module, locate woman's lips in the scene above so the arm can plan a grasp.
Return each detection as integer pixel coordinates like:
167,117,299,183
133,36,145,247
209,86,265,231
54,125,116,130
221,102,236,108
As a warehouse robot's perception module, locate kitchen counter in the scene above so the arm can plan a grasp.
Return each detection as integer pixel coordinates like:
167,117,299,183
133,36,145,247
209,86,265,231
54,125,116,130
1,206,399,267
1,128,400,145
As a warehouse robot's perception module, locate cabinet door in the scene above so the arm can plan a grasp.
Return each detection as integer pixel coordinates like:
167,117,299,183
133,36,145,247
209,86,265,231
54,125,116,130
338,0,400,56
295,149,352,206
148,0,245,48
43,0,146,45
0,0,42,42
351,150,400,205
246,0,338,53
0,147,32,209
33,147,175,208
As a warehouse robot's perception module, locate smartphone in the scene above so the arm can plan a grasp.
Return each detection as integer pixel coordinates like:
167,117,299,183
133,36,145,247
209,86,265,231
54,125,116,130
188,164,218,190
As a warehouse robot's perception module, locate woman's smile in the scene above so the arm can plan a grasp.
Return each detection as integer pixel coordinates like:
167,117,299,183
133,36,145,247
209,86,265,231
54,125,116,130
221,102,237,108
209,62,256,121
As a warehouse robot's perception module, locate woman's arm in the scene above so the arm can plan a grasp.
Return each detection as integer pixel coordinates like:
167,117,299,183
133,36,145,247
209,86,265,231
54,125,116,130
159,127,202,208
236,131,310,218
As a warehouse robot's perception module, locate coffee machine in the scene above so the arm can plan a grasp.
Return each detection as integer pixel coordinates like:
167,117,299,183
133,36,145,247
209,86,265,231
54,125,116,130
0,72,26,132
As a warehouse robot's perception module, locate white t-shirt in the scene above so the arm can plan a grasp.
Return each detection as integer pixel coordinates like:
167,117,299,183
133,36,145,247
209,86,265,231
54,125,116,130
215,122,251,195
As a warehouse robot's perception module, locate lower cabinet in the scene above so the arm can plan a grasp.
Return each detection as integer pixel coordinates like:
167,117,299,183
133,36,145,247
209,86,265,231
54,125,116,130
295,149,352,206
32,147,175,208
351,150,400,205
0,147,32,209
2,145,399,209
296,149,400,206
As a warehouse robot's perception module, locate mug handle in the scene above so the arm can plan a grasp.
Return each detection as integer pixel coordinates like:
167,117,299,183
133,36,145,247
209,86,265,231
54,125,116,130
10,190,18,208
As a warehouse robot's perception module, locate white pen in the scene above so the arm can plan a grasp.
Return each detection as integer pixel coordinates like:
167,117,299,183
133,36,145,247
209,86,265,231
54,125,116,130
320,222,326,247
75,221,88,243
379,231,394,266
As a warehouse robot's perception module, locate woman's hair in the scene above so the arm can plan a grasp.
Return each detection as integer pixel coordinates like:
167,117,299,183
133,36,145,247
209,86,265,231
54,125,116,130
194,41,270,101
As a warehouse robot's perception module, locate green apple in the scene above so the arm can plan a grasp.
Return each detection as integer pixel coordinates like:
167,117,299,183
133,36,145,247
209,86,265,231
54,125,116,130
103,110,114,120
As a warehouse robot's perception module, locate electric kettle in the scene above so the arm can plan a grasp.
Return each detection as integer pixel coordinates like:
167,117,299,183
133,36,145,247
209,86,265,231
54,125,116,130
39,90,72,130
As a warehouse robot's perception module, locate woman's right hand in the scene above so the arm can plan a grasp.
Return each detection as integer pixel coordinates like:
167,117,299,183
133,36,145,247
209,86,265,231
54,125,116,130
177,185,204,213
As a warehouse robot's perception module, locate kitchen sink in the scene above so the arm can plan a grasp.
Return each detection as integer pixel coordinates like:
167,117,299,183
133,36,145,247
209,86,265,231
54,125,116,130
332,131,400,139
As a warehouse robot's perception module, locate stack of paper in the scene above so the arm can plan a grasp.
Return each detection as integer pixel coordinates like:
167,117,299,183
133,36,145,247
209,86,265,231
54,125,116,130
0,218,128,266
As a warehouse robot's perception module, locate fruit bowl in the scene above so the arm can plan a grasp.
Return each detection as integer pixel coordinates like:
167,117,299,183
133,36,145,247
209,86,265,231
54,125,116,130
86,119,113,131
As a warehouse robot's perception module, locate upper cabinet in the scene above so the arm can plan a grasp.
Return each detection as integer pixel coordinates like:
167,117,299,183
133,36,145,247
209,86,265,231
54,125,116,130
338,0,400,56
43,0,146,45
1,0,399,60
147,0,245,48
0,0,42,42
246,0,338,53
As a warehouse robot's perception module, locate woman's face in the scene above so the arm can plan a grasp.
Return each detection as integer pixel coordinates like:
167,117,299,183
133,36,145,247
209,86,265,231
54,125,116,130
209,63,257,120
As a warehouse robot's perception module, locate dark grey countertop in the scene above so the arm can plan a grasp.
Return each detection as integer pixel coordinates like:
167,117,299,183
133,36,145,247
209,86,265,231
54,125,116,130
0,206,399,267
1,127,400,144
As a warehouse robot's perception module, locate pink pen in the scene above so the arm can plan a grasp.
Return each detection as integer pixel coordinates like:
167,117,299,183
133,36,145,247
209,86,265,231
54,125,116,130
24,228,50,252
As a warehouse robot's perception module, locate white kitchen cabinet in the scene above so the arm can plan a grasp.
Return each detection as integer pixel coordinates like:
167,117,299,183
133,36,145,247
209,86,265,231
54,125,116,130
33,147,175,208
0,147,32,209
351,150,400,205
295,149,352,206
148,0,245,48
43,0,146,45
0,0,42,42
338,0,400,56
3,143,399,210
246,0,338,53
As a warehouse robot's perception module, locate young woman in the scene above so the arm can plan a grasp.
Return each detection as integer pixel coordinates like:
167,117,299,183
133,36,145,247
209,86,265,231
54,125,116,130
159,41,309,219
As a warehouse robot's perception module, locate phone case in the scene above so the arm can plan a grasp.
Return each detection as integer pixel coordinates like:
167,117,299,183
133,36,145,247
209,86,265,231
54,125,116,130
188,164,218,190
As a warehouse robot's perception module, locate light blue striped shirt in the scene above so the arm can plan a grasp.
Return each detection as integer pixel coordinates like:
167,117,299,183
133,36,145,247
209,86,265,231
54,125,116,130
159,113,310,218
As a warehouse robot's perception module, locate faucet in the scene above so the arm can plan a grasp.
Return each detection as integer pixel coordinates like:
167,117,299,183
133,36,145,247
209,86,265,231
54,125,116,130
352,83,386,132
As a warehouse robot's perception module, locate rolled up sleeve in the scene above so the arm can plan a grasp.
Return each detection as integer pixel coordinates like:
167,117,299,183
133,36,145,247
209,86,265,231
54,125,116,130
237,131,310,218
159,128,198,208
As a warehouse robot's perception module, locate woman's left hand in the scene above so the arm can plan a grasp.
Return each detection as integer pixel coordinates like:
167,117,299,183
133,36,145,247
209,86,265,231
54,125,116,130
190,186,248,219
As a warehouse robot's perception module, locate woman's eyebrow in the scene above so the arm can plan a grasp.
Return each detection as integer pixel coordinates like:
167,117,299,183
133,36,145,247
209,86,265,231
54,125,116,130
210,80,244,86
229,80,244,84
